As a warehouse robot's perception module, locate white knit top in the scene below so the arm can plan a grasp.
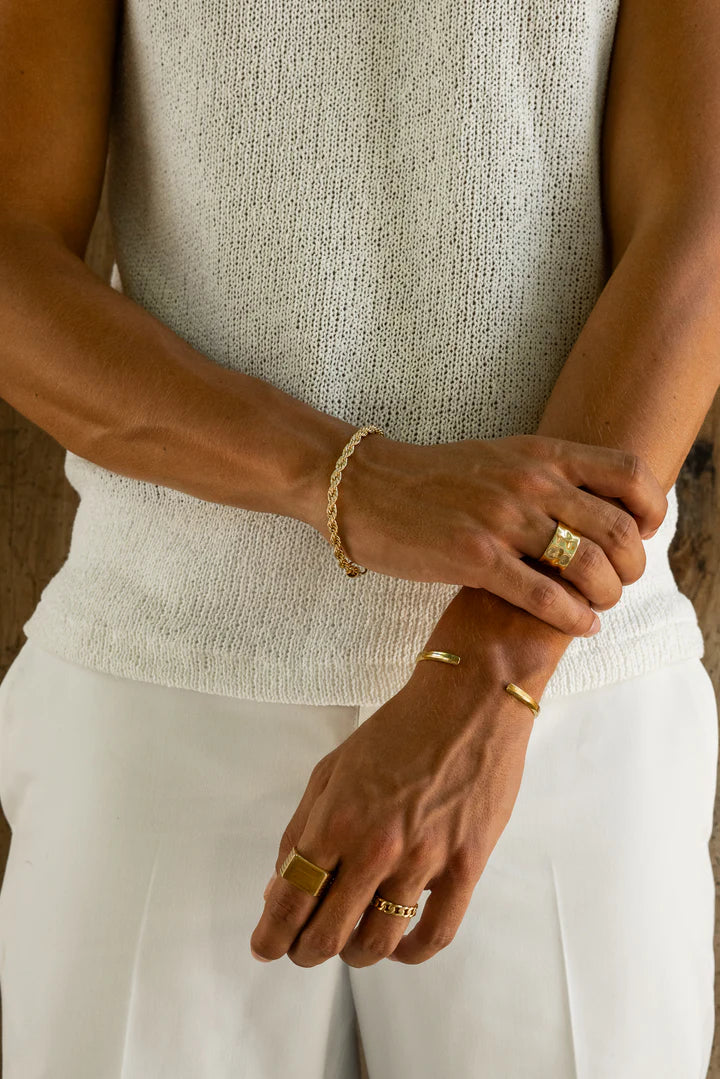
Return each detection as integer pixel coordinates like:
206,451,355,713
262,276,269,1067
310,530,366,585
23,0,705,705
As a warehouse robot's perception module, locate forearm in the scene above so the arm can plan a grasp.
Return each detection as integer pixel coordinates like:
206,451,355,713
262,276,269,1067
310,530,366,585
537,209,720,490
417,212,720,706
0,217,355,525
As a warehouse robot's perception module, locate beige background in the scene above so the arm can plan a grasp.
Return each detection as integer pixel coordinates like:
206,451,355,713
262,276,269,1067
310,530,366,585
1,179,718,1076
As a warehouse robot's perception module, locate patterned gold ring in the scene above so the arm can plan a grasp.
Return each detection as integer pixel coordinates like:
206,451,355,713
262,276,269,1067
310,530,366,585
539,520,582,571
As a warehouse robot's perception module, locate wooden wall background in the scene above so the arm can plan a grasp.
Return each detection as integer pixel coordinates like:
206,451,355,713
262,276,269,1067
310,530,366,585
0,178,719,1077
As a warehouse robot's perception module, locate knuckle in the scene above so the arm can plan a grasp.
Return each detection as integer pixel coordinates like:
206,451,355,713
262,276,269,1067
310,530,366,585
422,927,457,955
363,825,403,866
361,935,395,961
574,539,603,575
463,529,495,570
267,889,304,928
517,433,554,459
410,832,440,866
530,579,560,611
623,451,644,486
607,509,637,549
369,820,403,854
516,466,549,497
511,466,533,494
302,930,343,960
447,848,479,885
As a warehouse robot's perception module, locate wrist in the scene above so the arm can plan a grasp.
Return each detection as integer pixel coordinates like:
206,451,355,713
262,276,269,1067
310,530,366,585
294,416,398,550
406,651,538,740
282,407,359,536
412,585,574,708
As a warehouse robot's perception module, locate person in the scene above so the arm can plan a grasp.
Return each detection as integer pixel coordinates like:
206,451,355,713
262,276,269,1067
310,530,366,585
0,0,718,1075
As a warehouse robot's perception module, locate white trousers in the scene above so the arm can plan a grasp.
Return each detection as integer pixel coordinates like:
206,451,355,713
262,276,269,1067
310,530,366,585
0,638,717,1079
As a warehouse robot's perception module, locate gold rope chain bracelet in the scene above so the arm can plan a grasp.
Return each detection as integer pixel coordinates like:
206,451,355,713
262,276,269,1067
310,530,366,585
326,424,384,577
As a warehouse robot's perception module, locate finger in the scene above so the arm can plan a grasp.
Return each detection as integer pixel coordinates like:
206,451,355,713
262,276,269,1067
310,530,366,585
543,488,646,587
250,830,342,963
271,756,336,872
287,815,414,968
386,867,477,965
258,749,341,907
250,765,340,963
486,550,602,637
530,513,627,612
285,857,382,968
521,510,624,610
555,442,667,536
337,864,427,968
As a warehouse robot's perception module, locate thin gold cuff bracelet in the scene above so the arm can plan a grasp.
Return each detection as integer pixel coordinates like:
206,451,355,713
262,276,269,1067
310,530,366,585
504,682,541,718
415,650,462,666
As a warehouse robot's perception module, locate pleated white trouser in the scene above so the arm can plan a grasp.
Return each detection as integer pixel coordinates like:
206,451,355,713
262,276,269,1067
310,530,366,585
0,637,716,1079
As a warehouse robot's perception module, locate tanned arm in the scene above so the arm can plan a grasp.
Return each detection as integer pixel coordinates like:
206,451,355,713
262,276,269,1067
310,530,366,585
0,0,356,524
414,0,720,707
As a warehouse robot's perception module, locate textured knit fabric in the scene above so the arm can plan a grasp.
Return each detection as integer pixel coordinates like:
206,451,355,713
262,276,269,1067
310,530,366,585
23,0,705,705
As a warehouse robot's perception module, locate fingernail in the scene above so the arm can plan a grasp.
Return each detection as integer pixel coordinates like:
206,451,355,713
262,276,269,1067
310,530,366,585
584,614,601,637
251,946,272,963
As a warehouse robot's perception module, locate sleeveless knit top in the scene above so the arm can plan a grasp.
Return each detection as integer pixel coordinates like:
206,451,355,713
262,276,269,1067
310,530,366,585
22,0,705,705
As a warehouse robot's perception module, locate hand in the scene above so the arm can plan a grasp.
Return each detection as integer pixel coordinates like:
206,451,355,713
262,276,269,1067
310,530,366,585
249,644,539,969
315,432,667,638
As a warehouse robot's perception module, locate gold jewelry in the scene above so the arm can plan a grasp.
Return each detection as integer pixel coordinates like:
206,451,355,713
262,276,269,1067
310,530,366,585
415,650,461,666
279,846,336,897
539,520,582,571
327,424,384,577
370,893,418,918
504,682,541,718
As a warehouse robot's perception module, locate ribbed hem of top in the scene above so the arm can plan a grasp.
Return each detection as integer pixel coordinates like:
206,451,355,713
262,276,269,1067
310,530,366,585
22,603,705,708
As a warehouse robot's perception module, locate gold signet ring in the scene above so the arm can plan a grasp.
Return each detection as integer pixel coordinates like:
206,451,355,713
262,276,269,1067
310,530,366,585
278,846,336,898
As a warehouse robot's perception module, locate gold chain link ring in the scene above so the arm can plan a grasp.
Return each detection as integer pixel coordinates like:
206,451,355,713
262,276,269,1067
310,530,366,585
370,893,419,918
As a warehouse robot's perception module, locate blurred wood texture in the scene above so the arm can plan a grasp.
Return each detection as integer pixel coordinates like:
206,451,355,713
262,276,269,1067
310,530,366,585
0,177,719,1078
